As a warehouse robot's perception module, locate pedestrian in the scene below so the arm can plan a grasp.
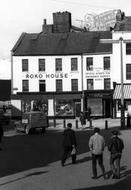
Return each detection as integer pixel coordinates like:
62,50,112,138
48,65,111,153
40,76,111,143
107,130,124,179
89,127,106,179
79,112,86,129
61,123,77,166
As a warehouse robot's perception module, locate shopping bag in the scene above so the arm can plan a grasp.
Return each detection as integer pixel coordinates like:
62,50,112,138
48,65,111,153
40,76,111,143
71,147,76,155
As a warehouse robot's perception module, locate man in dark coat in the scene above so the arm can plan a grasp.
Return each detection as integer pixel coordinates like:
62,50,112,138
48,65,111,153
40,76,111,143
61,123,77,166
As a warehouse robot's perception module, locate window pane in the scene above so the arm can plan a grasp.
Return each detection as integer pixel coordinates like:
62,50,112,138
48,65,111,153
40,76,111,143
56,79,62,91
71,79,78,91
22,80,29,92
87,79,93,90
126,43,131,55
39,59,45,71
71,58,78,71
86,57,93,70
104,57,110,70
39,80,46,92
104,78,110,89
55,58,62,71
126,64,131,80
22,59,28,72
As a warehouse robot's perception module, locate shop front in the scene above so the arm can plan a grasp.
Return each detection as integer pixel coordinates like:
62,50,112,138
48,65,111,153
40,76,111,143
11,92,82,119
84,90,113,118
113,84,131,118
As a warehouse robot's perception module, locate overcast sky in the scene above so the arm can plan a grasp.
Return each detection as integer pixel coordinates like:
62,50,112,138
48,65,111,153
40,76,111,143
0,0,131,59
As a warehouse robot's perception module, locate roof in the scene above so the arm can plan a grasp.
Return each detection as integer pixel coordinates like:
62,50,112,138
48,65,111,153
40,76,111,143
113,84,131,99
12,31,112,56
114,16,131,31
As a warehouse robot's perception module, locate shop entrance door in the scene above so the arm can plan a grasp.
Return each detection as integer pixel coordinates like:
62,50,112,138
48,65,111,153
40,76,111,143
104,99,111,118
75,102,81,117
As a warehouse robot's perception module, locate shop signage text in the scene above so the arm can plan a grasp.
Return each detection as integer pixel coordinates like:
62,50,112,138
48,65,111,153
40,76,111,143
26,73,68,79
86,71,110,79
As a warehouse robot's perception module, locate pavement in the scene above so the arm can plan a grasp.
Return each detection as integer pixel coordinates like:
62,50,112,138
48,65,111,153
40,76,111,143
1,118,131,190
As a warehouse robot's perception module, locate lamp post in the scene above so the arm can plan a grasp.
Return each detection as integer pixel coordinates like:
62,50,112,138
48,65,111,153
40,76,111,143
100,37,131,128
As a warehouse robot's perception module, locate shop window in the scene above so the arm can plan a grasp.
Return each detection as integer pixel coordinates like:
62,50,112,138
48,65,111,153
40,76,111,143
71,58,78,71
126,64,131,80
22,99,48,114
104,57,110,70
22,80,29,92
87,79,93,90
39,80,46,92
71,79,78,91
104,78,111,90
126,43,131,54
56,79,62,92
55,58,62,71
86,57,93,71
39,59,45,71
22,59,28,72
55,100,73,116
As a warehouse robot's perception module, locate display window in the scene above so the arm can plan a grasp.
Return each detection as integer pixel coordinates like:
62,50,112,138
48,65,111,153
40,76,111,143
21,99,48,114
55,100,74,116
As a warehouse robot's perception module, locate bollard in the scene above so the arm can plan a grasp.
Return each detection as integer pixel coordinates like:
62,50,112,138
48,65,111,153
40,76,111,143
89,119,92,128
105,120,108,130
53,118,56,128
76,119,78,129
63,119,66,128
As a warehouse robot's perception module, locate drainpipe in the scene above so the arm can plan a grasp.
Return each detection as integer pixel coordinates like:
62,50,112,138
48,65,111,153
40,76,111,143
11,50,13,95
81,54,84,112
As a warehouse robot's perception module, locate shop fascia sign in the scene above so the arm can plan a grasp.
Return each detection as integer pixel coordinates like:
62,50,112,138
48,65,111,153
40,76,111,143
25,73,68,79
86,68,110,80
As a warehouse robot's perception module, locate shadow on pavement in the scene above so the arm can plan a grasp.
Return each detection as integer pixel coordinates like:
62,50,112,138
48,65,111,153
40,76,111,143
72,169,131,190
0,171,48,186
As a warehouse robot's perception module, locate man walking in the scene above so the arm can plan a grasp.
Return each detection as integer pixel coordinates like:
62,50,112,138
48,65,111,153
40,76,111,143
108,130,124,179
61,123,77,166
89,127,106,179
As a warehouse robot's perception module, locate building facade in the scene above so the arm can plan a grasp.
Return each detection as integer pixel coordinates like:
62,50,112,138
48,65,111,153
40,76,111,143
12,11,127,119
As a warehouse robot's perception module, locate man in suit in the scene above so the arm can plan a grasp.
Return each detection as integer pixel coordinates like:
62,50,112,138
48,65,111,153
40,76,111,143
61,123,77,166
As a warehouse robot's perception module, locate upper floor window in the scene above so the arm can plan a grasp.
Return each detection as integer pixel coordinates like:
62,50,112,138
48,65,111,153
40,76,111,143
39,59,45,72
22,59,28,72
104,57,110,70
126,64,131,80
39,80,46,92
55,58,62,71
104,78,111,90
56,79,62,92
71,79,78,91
86,57,93,71
87,79,93,90
22,80,29,92
71,58,78,71
126,43,131,54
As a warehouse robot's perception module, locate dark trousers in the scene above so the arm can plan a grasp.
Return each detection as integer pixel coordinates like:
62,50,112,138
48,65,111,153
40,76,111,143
61,146,76,165
110,153,121,178
92,153,105,177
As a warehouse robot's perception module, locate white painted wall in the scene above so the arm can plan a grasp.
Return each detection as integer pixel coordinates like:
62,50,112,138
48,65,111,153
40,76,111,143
112,31,131,84
0,58,11,79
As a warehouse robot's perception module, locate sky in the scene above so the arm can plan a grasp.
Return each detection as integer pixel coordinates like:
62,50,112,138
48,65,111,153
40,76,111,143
0,0,131,59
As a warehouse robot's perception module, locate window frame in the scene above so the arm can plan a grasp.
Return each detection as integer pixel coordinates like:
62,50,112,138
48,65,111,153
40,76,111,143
103,56,110,70
39,80,46,92
71,79,78,91
87,79,94,90
55,58,62,72
71,58,78,71
38,59,45,72
126,64,131,80
22,59,28,72
56,79,63,92
86,57,93,71
22,80,29,92
104,78,111,90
